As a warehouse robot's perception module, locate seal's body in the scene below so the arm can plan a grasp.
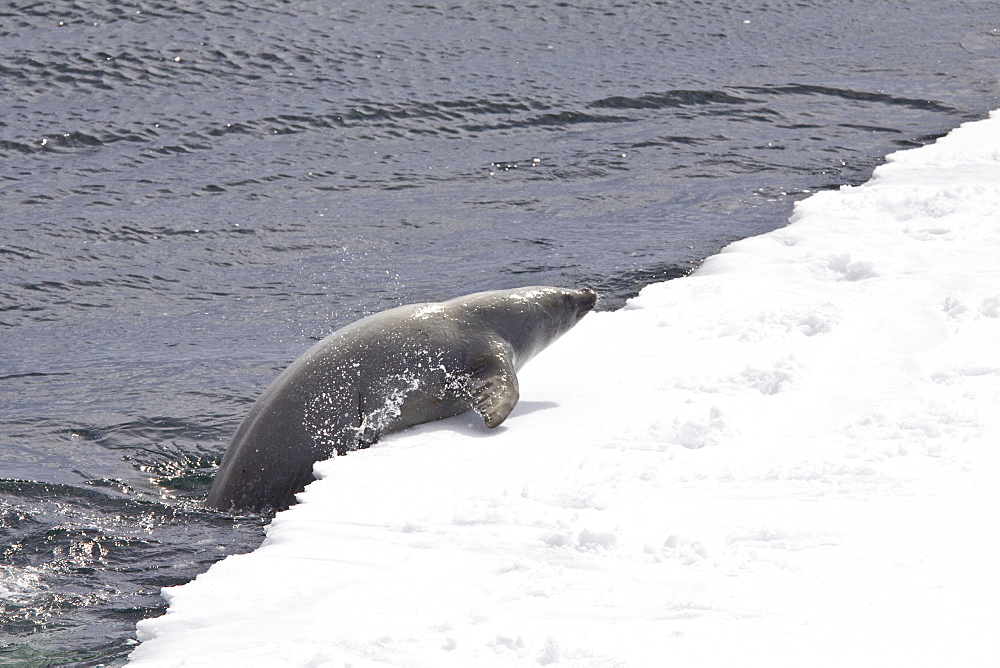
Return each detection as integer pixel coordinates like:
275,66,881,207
206,287,597,513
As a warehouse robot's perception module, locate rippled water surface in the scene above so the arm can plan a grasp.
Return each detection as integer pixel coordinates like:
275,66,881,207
1,0,998,663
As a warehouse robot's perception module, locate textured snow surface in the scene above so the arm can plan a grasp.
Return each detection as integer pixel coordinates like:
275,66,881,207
130,111,1000,666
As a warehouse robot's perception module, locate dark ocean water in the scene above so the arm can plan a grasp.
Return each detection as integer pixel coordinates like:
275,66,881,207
1,0,997,664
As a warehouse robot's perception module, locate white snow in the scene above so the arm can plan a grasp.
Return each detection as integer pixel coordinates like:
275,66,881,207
130,110,1000,666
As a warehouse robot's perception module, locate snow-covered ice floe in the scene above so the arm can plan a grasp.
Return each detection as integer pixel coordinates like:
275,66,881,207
130,111,1000,666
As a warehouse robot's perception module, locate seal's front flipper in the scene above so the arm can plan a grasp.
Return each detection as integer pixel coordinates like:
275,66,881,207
468,351,519,428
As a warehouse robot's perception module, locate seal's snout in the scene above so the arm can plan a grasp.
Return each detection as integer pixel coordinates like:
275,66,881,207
576,287,598,318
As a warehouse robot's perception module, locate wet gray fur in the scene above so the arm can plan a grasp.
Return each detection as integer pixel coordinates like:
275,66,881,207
206,286,597,513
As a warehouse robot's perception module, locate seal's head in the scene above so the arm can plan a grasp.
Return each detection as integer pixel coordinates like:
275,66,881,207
528,285,597,325
461,286,597,367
